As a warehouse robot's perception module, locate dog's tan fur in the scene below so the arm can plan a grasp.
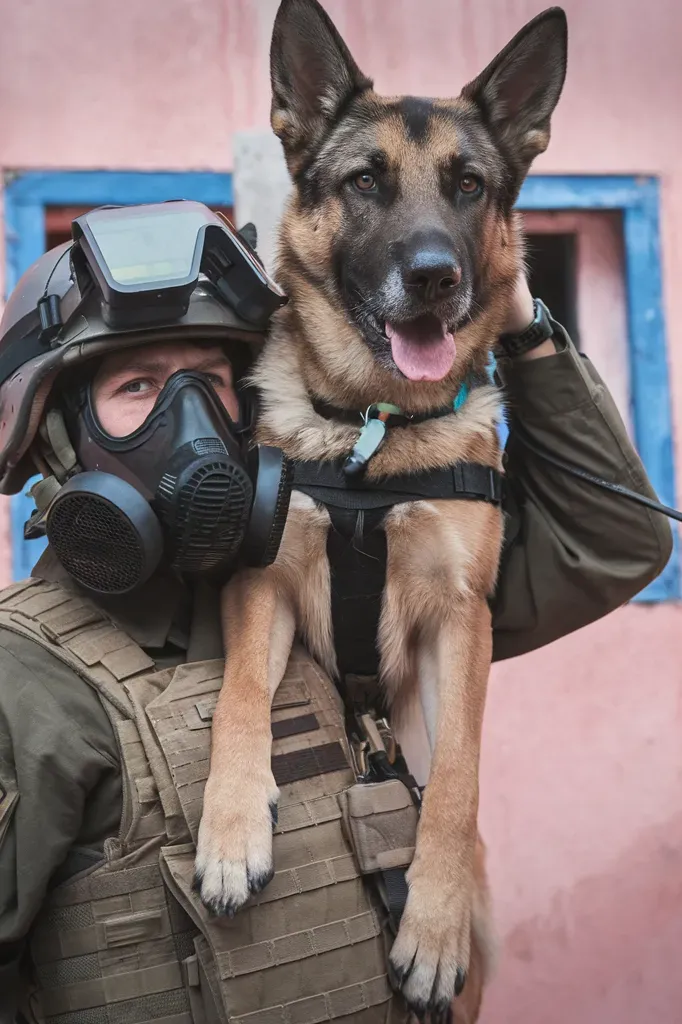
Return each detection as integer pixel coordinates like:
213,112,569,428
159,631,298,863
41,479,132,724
197,263,507,1015
196,1,566,1018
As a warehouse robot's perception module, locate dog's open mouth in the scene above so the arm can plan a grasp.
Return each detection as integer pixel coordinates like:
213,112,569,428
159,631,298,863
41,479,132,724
385,315,457,382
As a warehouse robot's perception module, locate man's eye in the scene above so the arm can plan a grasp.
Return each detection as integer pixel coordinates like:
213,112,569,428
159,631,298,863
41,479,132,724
123,379,153,395
206,374,224,388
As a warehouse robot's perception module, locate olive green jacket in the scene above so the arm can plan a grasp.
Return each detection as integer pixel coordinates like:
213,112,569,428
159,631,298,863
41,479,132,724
492,330,672,658
0,333,673,1018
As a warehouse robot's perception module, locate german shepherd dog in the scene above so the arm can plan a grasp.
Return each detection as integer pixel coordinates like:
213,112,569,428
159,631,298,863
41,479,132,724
196,0,567,1018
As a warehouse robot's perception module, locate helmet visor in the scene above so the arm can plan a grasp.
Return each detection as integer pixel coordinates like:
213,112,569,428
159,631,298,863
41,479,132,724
85,205,208,288
73,200,287,330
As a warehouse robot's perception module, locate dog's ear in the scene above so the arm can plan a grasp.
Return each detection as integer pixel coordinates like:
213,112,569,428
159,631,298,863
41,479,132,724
238,222,258,251
270,0,372,172
462,7,567,174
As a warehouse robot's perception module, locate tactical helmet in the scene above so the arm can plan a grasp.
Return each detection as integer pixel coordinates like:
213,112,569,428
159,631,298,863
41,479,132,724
0,201,284,495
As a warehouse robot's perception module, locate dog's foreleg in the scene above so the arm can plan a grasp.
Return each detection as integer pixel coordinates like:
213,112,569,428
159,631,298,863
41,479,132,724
394,655,497,1024
194,568,294,915
390,597,492,1016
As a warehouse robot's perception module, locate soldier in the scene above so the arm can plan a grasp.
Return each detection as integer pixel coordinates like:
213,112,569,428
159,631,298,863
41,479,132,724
0,201,672,1024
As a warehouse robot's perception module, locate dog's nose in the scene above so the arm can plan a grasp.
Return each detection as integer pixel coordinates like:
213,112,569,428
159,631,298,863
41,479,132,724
402,250,462,303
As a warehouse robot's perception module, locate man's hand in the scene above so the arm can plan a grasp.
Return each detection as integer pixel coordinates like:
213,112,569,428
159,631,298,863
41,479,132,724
502,273,536,335
501,274,558,362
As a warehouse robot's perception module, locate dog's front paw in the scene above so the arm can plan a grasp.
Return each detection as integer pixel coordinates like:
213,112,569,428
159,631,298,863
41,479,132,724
389,864,471,1017
193,771,279,917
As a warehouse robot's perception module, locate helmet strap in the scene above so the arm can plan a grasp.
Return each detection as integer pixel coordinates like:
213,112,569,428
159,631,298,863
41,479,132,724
26,408,82,529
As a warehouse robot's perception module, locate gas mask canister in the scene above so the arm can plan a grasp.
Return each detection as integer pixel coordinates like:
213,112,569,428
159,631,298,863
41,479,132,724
34,200,293,595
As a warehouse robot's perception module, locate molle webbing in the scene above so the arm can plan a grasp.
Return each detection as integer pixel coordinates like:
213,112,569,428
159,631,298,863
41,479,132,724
142,652,359,845
0,579,197,1024
5,579,410,1024
0,577,153,718
147,651,403,1024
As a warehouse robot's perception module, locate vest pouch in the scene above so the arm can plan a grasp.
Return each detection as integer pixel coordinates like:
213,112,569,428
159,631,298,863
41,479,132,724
160,831,398,1024
340,780,418,875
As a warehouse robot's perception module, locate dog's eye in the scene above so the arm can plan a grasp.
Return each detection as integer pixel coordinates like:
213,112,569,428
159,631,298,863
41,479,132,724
353,173,377,192
458,174,482,195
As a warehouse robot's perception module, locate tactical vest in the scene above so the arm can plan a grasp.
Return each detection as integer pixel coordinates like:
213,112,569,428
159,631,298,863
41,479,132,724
0,578,419,1024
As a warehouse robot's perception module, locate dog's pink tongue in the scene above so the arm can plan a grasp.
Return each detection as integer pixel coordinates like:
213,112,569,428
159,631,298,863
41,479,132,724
386,318,456,382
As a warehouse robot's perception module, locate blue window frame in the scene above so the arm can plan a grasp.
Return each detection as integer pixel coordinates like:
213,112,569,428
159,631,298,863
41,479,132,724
3,171,677,600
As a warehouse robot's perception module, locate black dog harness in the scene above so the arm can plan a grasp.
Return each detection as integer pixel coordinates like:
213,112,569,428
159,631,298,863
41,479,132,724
294,456,502,676
293,396,504,696
292,396,504,925
294,438,504,922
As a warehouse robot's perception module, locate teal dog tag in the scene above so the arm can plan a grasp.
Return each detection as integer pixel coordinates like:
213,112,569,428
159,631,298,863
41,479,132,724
343,417,387,477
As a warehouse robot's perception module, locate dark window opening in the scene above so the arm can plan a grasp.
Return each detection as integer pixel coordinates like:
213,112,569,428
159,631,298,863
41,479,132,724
524,232,579,347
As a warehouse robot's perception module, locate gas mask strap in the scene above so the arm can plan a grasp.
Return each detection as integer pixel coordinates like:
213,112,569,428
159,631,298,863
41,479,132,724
29,475,61,514
44,408,80,476
24,474,61,540
36,408,81,482
25,409,83,539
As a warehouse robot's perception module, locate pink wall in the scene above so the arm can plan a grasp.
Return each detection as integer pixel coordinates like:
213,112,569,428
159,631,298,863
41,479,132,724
482,605,682,1022
1,2,681,1020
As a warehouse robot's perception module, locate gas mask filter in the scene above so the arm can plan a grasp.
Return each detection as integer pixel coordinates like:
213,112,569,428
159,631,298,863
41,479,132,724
46,371,293,595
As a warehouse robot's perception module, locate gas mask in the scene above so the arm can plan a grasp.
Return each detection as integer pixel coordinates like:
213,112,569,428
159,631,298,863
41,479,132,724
45,370,292,595
1,198,295,595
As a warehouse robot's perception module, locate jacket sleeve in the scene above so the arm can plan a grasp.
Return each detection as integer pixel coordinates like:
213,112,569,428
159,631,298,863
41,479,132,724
0,628,121,1021
491,329,674,662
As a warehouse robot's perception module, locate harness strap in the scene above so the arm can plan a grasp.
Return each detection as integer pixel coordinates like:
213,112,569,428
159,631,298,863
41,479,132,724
294,456,503,928
380,869,410,926
300,456,503,684
294,459,503,510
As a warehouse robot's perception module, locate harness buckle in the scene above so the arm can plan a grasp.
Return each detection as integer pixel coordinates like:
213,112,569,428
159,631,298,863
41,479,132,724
349,712,383,780
488,466,502,504
349,736,371,779
348,706,423,807
375,717,397,764
350,710,388,780
352,710,401,782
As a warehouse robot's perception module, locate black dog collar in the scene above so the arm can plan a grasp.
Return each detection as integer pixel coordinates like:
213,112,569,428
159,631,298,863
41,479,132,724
312,399,456,477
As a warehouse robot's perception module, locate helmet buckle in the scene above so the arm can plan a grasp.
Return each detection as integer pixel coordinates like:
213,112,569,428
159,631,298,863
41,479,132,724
36,294,63,345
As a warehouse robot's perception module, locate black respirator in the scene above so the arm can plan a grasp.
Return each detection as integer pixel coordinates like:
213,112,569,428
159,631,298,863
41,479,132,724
47,371,292,595
36,200,293,595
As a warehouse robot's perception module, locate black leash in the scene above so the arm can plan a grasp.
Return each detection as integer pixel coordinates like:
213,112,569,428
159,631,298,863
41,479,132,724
514,427,682,524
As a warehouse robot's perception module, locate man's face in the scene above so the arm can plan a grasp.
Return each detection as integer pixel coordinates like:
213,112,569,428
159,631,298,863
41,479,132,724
91,340,240,437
